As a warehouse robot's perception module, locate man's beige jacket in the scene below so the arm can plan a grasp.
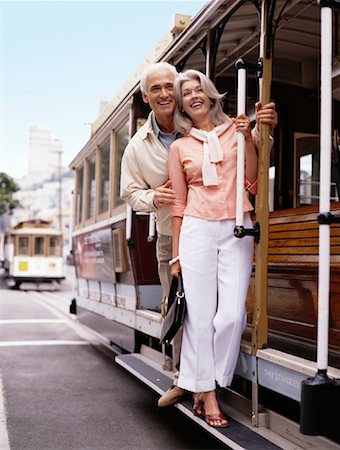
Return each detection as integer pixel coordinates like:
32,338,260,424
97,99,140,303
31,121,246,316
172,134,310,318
120,112,172,236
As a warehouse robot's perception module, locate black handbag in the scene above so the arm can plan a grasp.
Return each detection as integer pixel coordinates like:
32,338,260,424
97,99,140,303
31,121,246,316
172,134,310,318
160,273,186,344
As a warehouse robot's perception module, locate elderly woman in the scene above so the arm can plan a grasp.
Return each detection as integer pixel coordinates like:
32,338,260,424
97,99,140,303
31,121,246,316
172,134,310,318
168,69,258,428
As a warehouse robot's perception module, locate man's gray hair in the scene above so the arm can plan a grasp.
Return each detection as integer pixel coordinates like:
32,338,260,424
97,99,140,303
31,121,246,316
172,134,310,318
174,69,227,135
140,62,178,93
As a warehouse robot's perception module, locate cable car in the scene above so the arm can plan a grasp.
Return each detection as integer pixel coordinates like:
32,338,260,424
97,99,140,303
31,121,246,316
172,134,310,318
69,0,340,447
3,219,65,289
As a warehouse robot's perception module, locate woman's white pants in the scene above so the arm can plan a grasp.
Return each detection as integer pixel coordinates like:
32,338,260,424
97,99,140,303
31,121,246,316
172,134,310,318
177,214,254,393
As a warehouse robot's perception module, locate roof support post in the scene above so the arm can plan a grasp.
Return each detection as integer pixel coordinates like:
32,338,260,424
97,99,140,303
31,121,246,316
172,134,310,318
251,0,275,356
300,2,340,443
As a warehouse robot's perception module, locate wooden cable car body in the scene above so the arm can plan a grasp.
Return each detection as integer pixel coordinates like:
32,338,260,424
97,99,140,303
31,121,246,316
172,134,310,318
70,0,340,447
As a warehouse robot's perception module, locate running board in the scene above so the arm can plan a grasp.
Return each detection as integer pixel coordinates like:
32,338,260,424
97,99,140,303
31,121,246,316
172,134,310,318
115,353,284,450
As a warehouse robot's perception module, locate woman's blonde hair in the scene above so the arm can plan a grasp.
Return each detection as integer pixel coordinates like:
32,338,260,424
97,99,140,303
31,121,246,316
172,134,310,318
174,69,227,135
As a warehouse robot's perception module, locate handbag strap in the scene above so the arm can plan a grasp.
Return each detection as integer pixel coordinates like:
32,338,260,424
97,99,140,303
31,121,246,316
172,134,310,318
177,272,184,295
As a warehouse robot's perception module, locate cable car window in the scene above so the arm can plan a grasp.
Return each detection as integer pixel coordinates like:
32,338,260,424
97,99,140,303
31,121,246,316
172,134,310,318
86,154,96,219
295,133,339,207
76,166,84,224
99,139,110,214
115,121,129,207
49,236,60,256
17,236,29,255
34,236,45,255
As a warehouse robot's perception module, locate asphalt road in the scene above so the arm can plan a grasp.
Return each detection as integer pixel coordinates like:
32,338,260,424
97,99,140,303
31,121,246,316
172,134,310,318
0,272,226,450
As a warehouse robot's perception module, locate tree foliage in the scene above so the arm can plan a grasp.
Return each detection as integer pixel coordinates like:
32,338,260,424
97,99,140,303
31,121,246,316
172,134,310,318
0,172,21,215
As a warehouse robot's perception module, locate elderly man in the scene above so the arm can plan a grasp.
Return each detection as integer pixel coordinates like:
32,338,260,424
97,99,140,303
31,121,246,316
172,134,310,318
121,62,184,408
120,61,278,408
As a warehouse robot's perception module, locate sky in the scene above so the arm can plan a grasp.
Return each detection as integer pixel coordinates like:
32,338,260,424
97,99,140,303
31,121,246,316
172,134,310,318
1,0,207,180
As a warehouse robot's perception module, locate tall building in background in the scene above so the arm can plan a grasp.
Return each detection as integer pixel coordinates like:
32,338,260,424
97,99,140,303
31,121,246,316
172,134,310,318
28,125,62,180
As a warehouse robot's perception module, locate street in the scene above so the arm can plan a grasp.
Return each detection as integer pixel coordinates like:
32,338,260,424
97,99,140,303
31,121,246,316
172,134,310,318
0,269,225,450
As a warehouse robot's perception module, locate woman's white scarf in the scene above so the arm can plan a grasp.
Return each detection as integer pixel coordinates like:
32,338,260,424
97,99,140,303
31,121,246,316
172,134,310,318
190,120,232,186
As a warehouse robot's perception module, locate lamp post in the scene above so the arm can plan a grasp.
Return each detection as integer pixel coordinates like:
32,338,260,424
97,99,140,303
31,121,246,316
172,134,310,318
57,149,62,232
51,146,63,232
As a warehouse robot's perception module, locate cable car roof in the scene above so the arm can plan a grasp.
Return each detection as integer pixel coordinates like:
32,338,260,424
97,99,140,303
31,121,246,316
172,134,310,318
6,220,62,236
70,0,339,167
8,228,62,236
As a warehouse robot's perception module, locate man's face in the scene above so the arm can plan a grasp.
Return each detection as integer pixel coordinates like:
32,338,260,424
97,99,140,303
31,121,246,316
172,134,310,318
142,70,176,121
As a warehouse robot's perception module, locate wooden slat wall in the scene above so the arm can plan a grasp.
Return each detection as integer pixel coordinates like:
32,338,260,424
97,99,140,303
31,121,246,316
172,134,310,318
247,203,340,355
267,205,340,264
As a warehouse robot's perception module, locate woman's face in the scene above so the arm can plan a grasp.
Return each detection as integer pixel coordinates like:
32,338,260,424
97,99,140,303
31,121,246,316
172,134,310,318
181,79,211,124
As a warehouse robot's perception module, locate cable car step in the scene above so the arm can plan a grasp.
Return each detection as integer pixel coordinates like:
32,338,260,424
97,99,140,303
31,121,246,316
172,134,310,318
115,353,283,450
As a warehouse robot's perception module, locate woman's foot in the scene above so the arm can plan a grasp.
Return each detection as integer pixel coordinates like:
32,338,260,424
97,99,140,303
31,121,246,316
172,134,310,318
200,391,229,428
193,393,205,417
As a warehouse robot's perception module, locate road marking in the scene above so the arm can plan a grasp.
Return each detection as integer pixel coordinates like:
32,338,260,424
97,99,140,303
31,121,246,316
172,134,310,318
0,373,10,450
0,319,62,324
0,340,89,347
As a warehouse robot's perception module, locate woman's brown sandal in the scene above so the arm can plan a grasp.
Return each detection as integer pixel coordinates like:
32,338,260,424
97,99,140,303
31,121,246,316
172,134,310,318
204,412,229,428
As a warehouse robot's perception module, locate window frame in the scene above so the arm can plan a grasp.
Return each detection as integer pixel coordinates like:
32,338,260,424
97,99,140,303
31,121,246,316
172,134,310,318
48,236,62,256
75,166,84,227
97,138,111,221
111,118,130,216
84,152,97,226
15,235,31,256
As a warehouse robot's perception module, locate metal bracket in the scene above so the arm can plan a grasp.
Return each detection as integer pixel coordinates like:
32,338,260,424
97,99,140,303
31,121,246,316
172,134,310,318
318,0,340,9
317,212,340,224
234,221,260,243
235,58,263,79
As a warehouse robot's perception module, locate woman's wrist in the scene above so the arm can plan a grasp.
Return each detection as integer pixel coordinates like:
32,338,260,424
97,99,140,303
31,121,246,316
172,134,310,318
169,256,180,266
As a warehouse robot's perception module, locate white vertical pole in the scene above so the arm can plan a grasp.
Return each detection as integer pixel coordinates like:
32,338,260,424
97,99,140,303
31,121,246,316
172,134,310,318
236,67,247,227
147,212,156,242
126,205,132,240
69,189,75,254
317,6,333,371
